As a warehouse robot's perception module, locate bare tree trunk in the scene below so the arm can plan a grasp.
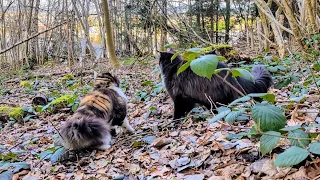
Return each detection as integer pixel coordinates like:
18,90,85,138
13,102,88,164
30,0,40,64
281,0,305,49
215,0,219,43
225,0,231,42
102,0,120,68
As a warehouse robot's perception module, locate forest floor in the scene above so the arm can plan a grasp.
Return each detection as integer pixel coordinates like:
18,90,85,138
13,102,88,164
1,50,320,180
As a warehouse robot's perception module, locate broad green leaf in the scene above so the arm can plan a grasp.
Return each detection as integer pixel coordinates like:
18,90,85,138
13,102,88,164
274,146,309,167
231,68,254,81
274,78,292,89
208,108,231,123
290,95,306,103
314,63,320,72
225,110,244,124
50,146,66,164
249,125,258,137
182,51,201,61
164,44,176,49
190,55,219,79
21,106,30,112
237,115,249,121
228,96,250,107
252,102,286,132
288,129,310,148
275,65,286,71
309,142,320,155
280,125,301,131
177,61,191,75
248,93,276,103
226,132,248,140
41,103,51,112
214,68,230,73
260,131,281,155
72,103,78,112
217,106,230,113
217,56,227,61
171,52,179,61
39,150,53,160
268,66,278,72
0,162,30,173
0,170,13,180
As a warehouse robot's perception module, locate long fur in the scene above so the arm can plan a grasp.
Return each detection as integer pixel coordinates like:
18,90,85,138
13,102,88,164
159,51,273,119
59,117,111,150
59,73,134,150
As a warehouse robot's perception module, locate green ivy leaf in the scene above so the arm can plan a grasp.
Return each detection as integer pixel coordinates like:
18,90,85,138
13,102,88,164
309,142,320,155
268,66,278,72
228,96,250,107
280,125,301,131
226,132,248,140
248,93,276,103
288,129,310,148
171,52,179,61
50,146,66,164
274,146,309,167
225,110,244,124
260,131,281,155
0,162,30,173
190,55,219,79
313,63,320,72
252,102,286,132
0,170,13,180
208,108,231,123
164,44,176,49
231,68,254,81
39,150,53,160
217,56,227,61
182,51,201,61
177,61,191,75
274,78,292,89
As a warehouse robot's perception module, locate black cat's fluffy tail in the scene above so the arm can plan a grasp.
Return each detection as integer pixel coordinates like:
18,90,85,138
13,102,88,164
59,117,111,150
238,65,273,94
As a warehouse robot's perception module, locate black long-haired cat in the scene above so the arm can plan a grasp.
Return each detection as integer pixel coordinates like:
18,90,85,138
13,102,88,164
159,51,273,119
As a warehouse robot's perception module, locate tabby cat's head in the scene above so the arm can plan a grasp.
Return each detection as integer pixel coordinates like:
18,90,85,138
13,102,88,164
94,72,120,89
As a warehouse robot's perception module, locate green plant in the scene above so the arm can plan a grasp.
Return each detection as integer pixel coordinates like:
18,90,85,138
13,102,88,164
38,146,66,164
41,94,79,112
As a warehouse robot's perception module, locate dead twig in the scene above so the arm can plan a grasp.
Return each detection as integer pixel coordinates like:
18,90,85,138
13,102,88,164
0,21,68,55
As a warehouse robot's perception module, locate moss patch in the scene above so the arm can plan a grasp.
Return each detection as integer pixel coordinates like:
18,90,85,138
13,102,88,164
212,44,233,50
61,74,75,83
51,94,74,106
0,106,25,122
8,107,24,121
20,80,33,88
0,106,10,113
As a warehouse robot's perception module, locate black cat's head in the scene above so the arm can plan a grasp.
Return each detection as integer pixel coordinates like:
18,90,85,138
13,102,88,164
159,51,181,65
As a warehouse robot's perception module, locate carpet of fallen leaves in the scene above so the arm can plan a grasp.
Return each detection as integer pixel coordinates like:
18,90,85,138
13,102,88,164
1,58,320,180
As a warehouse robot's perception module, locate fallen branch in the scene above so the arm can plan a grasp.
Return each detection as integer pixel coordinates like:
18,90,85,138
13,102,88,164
0,21,68,55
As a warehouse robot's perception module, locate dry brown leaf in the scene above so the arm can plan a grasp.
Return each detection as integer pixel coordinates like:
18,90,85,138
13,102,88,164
73,170,85,180
129,164,141,174
284,167,308,180
151,136,175,147
208,176,230,180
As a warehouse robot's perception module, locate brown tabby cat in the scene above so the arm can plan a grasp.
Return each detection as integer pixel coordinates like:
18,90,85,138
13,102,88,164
59,72,134,150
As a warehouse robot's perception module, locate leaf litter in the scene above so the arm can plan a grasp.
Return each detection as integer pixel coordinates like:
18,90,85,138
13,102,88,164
1,59,320,179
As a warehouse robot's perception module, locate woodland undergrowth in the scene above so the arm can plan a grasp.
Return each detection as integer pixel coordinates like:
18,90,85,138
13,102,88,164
1,42,320,179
